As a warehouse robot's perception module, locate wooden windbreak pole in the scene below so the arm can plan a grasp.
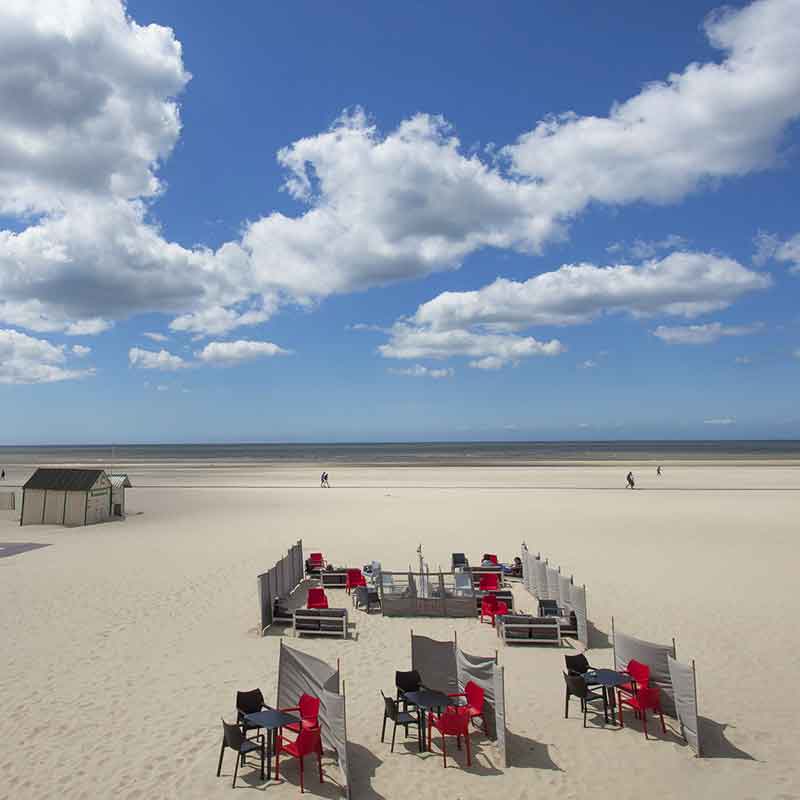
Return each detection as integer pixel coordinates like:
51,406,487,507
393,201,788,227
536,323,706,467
692,659,701,757
611,616,616,668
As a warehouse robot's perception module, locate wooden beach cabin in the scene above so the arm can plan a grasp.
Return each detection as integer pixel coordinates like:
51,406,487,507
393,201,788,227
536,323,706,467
20,468,113,527
108,473,132,517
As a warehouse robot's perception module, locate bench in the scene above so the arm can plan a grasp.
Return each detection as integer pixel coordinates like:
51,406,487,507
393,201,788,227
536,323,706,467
293,607,348,639
496,614,561,646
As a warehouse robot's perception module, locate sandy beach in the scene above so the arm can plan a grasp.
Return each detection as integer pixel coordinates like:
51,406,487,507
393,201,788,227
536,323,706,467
1,461,798,800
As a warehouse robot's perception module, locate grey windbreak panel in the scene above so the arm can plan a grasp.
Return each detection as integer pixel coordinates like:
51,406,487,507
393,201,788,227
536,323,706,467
533,559,548,599
569,584,588,646
258,571,272,632
668,657,701,755
558,574,572,612
411,634,458,694
546,565,560,603
455,650,498,739
613,630,676,716
521,546,531,592
277,643,349,795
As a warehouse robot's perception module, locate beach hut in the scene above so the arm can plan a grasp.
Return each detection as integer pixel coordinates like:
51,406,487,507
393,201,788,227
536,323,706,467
108,473,132,517
20,468,112,527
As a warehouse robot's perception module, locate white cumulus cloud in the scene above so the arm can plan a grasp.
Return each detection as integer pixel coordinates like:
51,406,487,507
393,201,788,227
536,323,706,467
195,340,290,365
704,417,736,425
387,364,454,378
0,329,95,384
128,346,187,371
653,322,764,345
0,0,798,340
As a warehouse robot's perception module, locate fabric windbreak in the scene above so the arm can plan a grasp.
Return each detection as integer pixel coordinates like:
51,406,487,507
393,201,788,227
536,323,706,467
0,491,15,510
456,649,497,739
546,565,560,603
534,559,548,599
277,642,340,751
668,657,701,755
411,634,458,693
569,584,588,645
322,687,351,796
258,572,272,632
494,666,509,767
558,575,572,612
521,547,530,592
613,630,676,716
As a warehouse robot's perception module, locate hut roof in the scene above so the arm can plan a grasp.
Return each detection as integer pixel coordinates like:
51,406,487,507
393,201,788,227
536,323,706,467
23,468,106,492
108,474,132,488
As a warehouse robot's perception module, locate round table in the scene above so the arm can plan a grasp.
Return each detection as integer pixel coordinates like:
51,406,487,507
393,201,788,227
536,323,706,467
582,669,630,724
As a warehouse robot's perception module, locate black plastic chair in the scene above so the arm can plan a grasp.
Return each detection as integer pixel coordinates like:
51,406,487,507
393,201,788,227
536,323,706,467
217,719,265,787
563,674,607,727
539,598,560,617
564,653,593,675
381,691,421,752
395,670,422,702
236,688,268,738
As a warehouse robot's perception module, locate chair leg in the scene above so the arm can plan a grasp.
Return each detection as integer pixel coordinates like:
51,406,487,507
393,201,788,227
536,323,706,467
381,714,387,743
260,738,265,781
659,710,666,734
617,691,625,728
391,721,397,753
300,755,305,793
232,752,239,788
583,700,587,728
441,732,447,768
217,741,226,777
318,750,323,784
275,746,280,781
643,709,648,740
565,690,570,719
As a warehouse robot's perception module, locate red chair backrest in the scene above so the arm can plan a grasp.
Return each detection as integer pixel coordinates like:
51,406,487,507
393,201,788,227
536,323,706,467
293,727,321,756
479,574,499,591
481,595,498,613
627,659,651,686
309,552,324,564
496,600,508,616
436,708,469,736
346,568,362,582
484,554,498,564
308,588,327,605
465,681,484,712
635,686,661,710
299,693,321,724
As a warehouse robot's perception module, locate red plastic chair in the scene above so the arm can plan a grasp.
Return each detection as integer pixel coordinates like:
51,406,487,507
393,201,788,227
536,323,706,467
274,727,323,793
307,552,325,573
479,594,508,626
307,587,328,609
617,686,667,739
345,568,366,594
478,574,500,592
427,707,471,768
618,659,650,698
449,681,487,734
280,694,321,736
482,553,499,565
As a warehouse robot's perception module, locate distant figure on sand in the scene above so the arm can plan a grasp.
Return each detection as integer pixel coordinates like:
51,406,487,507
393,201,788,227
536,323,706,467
657,465,662,477
0,469,4,480
320,471,330,488
626,471,635,489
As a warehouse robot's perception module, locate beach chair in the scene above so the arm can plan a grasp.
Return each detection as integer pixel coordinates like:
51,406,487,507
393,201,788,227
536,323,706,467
345,568,366,594
381,691,421,752
451,552,469,571
478,573,500,592
236,688,268,743
217,719,265,788
618,659,650,699
305,552,325,574
428,707,471,768
563,674,607,727
449,680,487,734
280,694,321,736
564,653,594,676
617,686,666,739
274,727,323,793
480,594,508,626
306,587,328,609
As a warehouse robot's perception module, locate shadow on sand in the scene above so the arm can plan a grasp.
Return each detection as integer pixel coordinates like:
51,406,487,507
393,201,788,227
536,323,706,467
505,731,563,771
697,718,757,760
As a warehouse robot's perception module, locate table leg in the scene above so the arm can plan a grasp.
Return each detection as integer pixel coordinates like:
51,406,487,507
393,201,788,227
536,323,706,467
419,709,426,752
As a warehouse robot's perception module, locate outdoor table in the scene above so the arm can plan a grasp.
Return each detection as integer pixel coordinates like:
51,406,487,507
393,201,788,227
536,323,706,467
402,690,456,752
582,669,630,724
244,708,301,779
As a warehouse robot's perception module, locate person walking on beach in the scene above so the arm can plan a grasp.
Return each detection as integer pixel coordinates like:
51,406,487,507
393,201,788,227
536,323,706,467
626,471,635,489
0,469,4,480
320,471,330,488
657,465,662,477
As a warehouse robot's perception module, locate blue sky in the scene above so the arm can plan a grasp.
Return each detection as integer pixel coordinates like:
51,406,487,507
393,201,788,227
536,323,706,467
1,0,799,443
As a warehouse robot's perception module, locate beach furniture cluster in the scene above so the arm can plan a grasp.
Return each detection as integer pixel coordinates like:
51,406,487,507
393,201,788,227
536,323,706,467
218,642,350,793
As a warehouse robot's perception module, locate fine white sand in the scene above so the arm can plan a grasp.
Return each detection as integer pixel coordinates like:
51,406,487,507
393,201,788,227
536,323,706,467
1,463,798,799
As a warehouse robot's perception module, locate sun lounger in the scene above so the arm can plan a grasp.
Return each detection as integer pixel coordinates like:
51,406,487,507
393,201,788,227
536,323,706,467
293,608,348,638
496,614,561,645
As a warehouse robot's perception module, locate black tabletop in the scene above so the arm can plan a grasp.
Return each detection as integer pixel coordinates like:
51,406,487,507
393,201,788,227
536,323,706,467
244,708,301,730
583,669,629,687
403,690,455,710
